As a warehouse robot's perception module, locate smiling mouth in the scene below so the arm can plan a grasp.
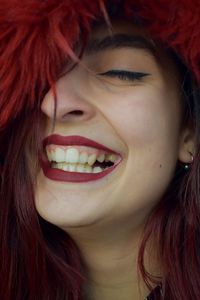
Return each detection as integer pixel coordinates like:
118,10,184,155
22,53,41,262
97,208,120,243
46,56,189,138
46,145,120,174
40,135,123,182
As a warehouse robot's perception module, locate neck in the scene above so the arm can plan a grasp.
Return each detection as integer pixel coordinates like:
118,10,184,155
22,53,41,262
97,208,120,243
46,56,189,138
81,238,150,300
64,220,160,300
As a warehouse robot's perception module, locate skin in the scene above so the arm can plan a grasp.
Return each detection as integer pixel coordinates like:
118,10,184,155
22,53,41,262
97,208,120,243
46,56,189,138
35,20,195,299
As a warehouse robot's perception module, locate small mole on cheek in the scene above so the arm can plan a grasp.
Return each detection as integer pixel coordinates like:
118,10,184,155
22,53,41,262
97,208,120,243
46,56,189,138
159,164,162,168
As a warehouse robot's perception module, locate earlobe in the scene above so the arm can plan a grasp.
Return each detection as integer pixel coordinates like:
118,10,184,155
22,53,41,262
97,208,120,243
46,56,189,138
178,127,196,164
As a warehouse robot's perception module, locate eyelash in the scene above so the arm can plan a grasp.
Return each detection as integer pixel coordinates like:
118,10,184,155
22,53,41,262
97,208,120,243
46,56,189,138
98,70,149,81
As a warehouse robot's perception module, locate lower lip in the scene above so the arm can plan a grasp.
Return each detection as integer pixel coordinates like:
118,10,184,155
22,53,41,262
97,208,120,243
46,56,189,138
40,158,122,183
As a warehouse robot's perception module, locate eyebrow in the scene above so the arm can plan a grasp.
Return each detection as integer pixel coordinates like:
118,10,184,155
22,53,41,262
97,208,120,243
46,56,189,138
85,33,157,58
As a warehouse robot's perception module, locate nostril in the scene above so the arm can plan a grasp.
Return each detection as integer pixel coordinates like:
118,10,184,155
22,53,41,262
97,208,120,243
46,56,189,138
68,110,84,116
62,110,86,120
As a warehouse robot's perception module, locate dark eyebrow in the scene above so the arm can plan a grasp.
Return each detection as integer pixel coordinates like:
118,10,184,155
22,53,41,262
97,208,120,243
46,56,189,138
85,33,157,57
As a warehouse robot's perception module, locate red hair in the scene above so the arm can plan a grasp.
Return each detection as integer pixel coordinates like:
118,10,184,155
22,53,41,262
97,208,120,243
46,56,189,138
1,1,200,299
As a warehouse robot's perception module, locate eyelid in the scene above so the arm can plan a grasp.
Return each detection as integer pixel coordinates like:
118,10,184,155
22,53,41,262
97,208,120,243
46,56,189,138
97,70,150,80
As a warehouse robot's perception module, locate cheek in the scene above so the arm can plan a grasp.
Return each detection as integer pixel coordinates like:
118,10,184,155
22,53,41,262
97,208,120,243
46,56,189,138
100,88,181,213
104,86,181,151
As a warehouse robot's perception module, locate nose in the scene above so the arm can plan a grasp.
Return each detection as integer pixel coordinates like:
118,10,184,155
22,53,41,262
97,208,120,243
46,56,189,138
41,73,97,123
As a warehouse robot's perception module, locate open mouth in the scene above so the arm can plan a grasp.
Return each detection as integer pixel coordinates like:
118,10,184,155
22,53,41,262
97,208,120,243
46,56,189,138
40,135,123,182
46,145,121,174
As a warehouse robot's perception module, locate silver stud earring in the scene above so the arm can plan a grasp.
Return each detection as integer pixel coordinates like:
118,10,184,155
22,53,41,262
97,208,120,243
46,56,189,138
184,164,189,170
184,152,194,170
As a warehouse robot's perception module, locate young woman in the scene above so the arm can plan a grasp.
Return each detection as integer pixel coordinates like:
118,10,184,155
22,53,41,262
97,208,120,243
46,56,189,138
0,1,200,299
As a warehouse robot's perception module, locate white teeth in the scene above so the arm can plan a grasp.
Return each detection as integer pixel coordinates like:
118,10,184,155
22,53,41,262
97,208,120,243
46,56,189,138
108,154,118,163
65,148,79,163
57,163,64,169
85,165,93,173
51,162,103,173
105,154,117,163
97,154,105,163
46,149,53,161
76,164,92,173
88,153,97,166
68,164,76,172
79,152,88,164
55,148,65,163
93,166,103,173
76,164,85,173
63,164,69,171
47,146,119,165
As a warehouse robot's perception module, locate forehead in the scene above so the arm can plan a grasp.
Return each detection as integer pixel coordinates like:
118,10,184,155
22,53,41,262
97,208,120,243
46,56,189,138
83,19,181,78
85,19,157,59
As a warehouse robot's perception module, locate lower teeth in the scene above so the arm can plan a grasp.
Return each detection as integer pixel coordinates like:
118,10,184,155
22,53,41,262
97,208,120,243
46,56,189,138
51,162,104,173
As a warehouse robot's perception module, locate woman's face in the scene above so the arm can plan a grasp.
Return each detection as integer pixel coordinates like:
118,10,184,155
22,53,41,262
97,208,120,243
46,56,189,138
35,20,186,231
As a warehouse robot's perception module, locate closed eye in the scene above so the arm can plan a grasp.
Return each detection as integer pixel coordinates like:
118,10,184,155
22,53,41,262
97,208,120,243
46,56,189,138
98,70,150,82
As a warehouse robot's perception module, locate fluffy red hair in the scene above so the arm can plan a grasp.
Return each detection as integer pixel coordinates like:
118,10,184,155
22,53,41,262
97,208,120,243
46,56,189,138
0,0,200,128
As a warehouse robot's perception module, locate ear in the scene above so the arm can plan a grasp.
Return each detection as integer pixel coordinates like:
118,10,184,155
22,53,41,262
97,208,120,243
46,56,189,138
178,125,196,163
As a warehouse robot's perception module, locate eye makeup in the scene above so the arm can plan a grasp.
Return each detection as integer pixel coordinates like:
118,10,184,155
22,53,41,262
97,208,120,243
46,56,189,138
98,70,150,82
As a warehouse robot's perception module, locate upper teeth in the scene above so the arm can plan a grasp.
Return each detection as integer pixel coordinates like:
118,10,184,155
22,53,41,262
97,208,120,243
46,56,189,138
46,145,118,166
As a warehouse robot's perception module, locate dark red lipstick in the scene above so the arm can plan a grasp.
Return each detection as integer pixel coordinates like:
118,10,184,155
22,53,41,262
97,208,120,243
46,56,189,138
43,135,120,154
40,135,122,183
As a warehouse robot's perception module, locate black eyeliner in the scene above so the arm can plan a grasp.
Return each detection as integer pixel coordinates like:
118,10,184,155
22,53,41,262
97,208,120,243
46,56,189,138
98,70,150,81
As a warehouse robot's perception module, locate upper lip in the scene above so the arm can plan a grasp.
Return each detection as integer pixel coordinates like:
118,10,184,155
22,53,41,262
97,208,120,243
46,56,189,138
43,134,121,155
